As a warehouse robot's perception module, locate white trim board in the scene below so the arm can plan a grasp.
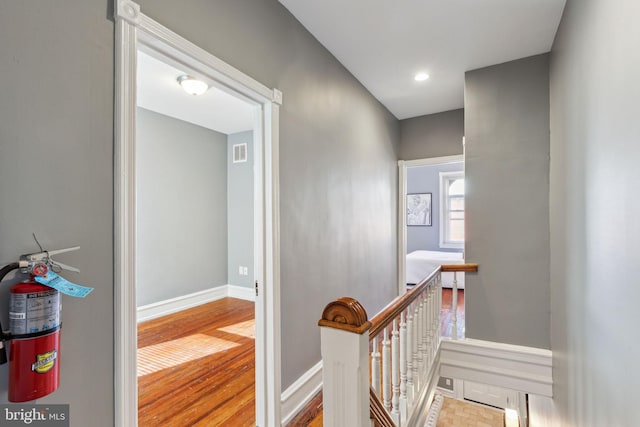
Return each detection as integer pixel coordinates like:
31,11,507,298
280,361,323,425
137,285,256,323
401,155,464,168
227,284,256,301
439,338,553,397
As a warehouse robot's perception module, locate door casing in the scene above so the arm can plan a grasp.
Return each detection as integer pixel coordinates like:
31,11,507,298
114,1,283,425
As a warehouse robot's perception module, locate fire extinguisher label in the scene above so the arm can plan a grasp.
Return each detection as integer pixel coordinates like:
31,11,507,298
9,290,60,335
31,350,58,374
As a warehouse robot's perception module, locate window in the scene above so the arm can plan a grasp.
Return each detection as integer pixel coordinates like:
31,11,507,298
439,171,464,249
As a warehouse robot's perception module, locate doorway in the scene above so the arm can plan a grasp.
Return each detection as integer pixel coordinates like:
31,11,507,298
398,155,465,295
398,155,466,338
135,47,258,425
114,2,282,425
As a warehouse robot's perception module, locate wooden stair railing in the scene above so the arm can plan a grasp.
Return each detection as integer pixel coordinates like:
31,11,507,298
319,264,478,427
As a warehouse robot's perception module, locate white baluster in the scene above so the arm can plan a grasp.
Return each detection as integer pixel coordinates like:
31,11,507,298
382,328,391,411
422,292,429,381
452,271,458,340
412,304,420,393
372,337,380,394
391,319,400,423
425,288,432,368
417,292,424,385
406,308,414,406
431,284,438,359
436,275,442,345
399,312,408,423
434,284,439,355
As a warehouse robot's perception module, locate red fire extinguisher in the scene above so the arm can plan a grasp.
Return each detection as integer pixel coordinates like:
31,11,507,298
8,273,61,402
0,245,80,402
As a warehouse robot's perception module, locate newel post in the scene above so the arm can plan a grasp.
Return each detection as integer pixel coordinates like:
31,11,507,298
318,297,372,427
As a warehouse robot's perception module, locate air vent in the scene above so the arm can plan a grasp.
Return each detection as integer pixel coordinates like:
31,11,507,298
233,143,247,163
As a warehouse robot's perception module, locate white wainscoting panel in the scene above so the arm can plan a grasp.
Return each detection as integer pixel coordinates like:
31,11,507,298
439,338,553,397
280,361,323,425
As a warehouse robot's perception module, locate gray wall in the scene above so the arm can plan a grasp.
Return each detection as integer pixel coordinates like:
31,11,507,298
0,1,398,416
136,0,399,389
550,0,640,424
227,131,254,288
399,109,464,160
0,0,114,422
464,54,550,349
136,108,228,306
406,162,464,254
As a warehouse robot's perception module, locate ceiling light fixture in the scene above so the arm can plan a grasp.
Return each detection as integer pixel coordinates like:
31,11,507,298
177,75,209,96
414,72,430,82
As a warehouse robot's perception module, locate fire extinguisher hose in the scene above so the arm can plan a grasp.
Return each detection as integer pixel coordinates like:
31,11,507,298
0,262,20,365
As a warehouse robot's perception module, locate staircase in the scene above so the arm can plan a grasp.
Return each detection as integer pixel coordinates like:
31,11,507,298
318,265,476,427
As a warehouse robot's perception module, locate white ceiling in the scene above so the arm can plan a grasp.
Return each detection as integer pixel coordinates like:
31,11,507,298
137,51,255,135
279,0,566,119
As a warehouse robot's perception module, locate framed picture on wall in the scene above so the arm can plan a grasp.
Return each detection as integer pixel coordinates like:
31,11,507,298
407,193,432,226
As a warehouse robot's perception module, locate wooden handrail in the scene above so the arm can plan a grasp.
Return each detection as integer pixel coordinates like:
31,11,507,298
369,268,441,338
441,263,478,273
369,386,396,427
369,263,477,338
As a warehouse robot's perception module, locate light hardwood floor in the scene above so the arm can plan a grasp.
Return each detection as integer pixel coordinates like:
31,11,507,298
137,297,255,426
437,397,504,427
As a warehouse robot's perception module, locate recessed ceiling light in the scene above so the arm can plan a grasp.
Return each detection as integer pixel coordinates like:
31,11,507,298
414,72,430,82
177,75,209,96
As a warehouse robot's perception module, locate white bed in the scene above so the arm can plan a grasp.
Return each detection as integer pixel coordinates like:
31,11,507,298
406,250,465,289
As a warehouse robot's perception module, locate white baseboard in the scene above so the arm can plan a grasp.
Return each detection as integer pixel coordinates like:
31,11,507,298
137,286,228,323
137,284,255,323
227,284,256,302
281,361,323,426
439,338,553,397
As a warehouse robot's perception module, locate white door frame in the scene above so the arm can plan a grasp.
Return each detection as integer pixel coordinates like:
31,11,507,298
114,1,282,426
397,155,463,296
